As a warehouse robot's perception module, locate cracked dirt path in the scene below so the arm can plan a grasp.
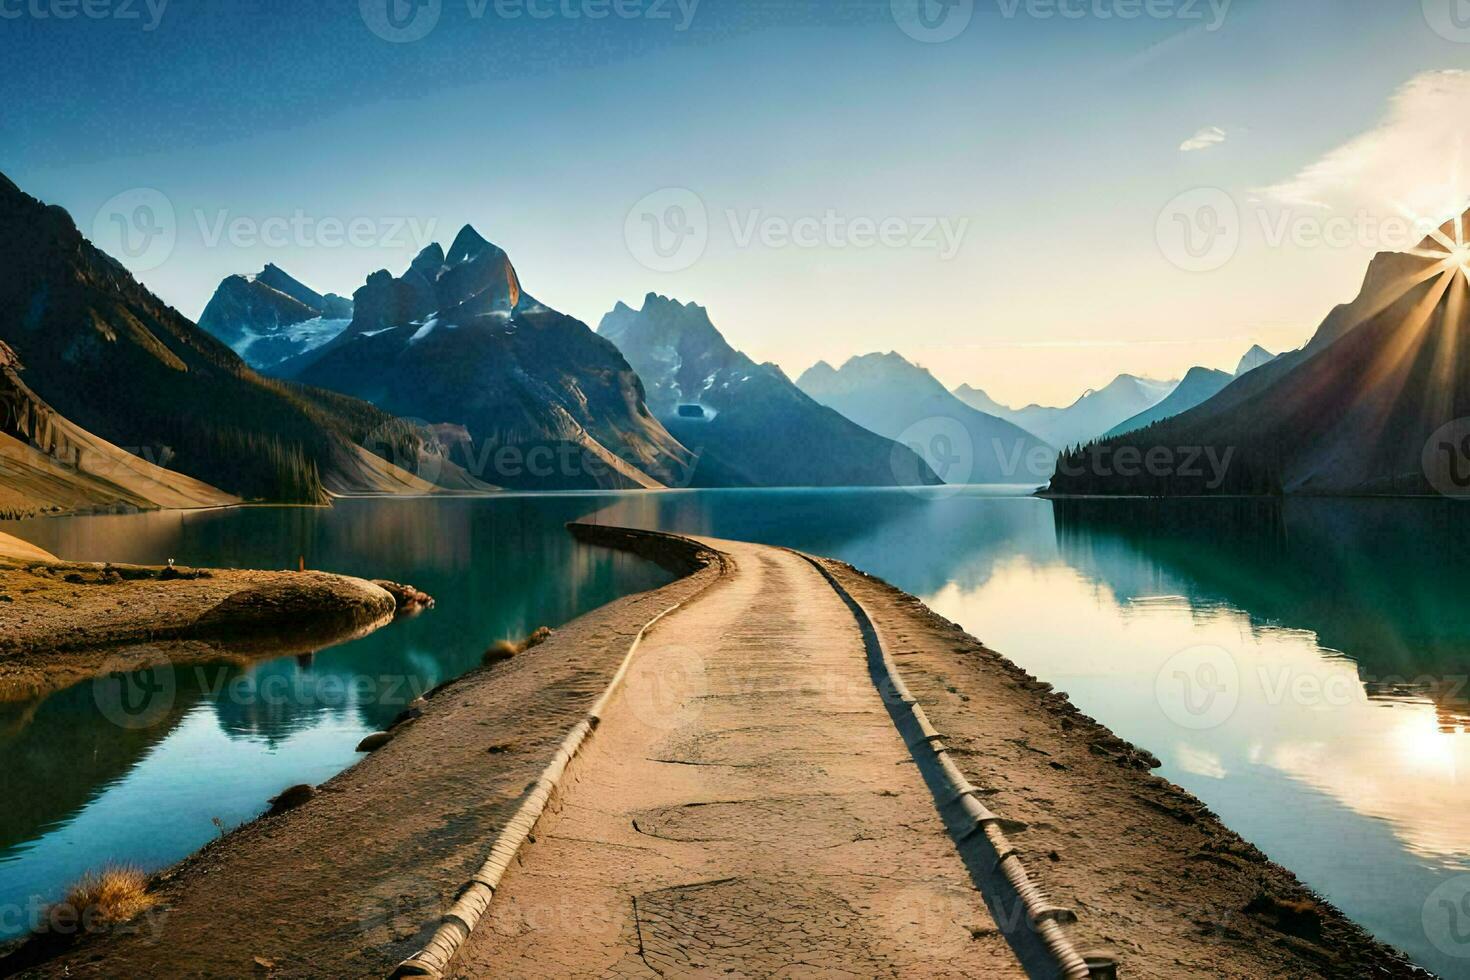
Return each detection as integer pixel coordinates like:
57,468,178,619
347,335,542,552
452,539,1026,979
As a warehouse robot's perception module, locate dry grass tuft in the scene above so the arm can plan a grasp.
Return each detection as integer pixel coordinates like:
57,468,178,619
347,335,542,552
61,865,156,929
483,640,521,664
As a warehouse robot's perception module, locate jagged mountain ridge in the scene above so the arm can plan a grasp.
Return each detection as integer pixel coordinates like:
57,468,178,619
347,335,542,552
597,294,941,487
287,227,693,490
198,264,353,370
1103,366,1235,440
796,352,1055,484
0,171,474,505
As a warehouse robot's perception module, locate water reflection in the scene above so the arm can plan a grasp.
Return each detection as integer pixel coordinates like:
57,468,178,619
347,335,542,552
3,490,1468,973
0,496,674,936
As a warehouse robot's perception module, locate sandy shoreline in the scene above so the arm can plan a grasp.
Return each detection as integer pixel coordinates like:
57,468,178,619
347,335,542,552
4,527,1428,978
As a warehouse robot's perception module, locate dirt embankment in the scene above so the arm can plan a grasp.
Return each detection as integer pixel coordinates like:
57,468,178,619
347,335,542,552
11,531,723,980
0,539,408,702
819,557,1429,980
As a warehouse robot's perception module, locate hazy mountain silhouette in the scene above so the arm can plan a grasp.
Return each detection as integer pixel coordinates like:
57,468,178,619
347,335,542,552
1048,210,1470,496
1104,366,1235,440
598,294,940,487
797,352,1054,484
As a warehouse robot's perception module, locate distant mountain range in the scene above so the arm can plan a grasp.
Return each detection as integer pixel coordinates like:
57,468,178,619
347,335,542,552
1046,210,1470,496
198,265,352,370
954,374,1177,450
1235,344,1279,377
1103,367,1235,440
281,227,694,490
599,295,940,488
796,353,1055,484
0,171,478,511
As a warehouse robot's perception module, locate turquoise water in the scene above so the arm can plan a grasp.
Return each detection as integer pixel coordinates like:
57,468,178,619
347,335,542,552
4,489,1469,975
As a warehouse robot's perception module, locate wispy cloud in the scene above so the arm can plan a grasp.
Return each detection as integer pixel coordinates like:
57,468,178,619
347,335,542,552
1180,126,1227,153
1262,70,1470,219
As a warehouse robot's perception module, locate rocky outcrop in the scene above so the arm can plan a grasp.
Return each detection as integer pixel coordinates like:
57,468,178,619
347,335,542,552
290,226,693,490
598,294,941,487
198,265,353,370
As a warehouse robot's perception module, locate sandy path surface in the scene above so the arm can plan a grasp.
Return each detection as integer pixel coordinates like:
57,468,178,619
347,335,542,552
820,558,1426,980
453,539,1025,979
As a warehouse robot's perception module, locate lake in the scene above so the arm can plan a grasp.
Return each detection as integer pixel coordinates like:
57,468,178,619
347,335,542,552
3,489,1468,976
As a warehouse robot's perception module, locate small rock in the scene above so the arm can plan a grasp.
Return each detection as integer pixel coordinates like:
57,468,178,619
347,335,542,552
356,731,393,752
523,626,554,649
265,784,315,817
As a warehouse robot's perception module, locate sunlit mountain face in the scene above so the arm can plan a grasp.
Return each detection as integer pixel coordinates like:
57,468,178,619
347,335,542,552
1048,205,1470,497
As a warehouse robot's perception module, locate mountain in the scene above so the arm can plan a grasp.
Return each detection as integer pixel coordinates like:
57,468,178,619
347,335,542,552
198,264,353,370
1046,209,1470,496
795,353,1055,484
1103,366,1235,439
0,171,475,505
0,341,237,519
597,295,940,488
1235,344,1279,377
1008,375,1177,449
287,227,694,490
951,384,1018,421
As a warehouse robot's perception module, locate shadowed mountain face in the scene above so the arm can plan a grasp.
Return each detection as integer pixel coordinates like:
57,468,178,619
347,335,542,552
1104,366,1235,440
1047,210,1470,496
952,374,1177,448
198,265,352,370
796,352,1055,484
0,172,466,504
287,227,694,491
1235,344,1279,377
598,294,941,488
0,341,235,518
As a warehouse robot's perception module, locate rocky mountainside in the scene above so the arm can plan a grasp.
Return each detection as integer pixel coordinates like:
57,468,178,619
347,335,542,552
1047,210,1470,496
287,227,694,490
0,341,236,518
1234,344,1279,377
0,171,475,505
597,294,940,487
198,264,352,370
952,374,1177,448
1103,366,1235,440
797,353,1055,484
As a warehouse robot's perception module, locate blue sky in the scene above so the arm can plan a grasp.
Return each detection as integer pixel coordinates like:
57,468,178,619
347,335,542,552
5,0,1470,404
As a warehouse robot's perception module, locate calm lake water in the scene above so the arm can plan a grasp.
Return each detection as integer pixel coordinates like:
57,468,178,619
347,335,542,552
3,489,1469,975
